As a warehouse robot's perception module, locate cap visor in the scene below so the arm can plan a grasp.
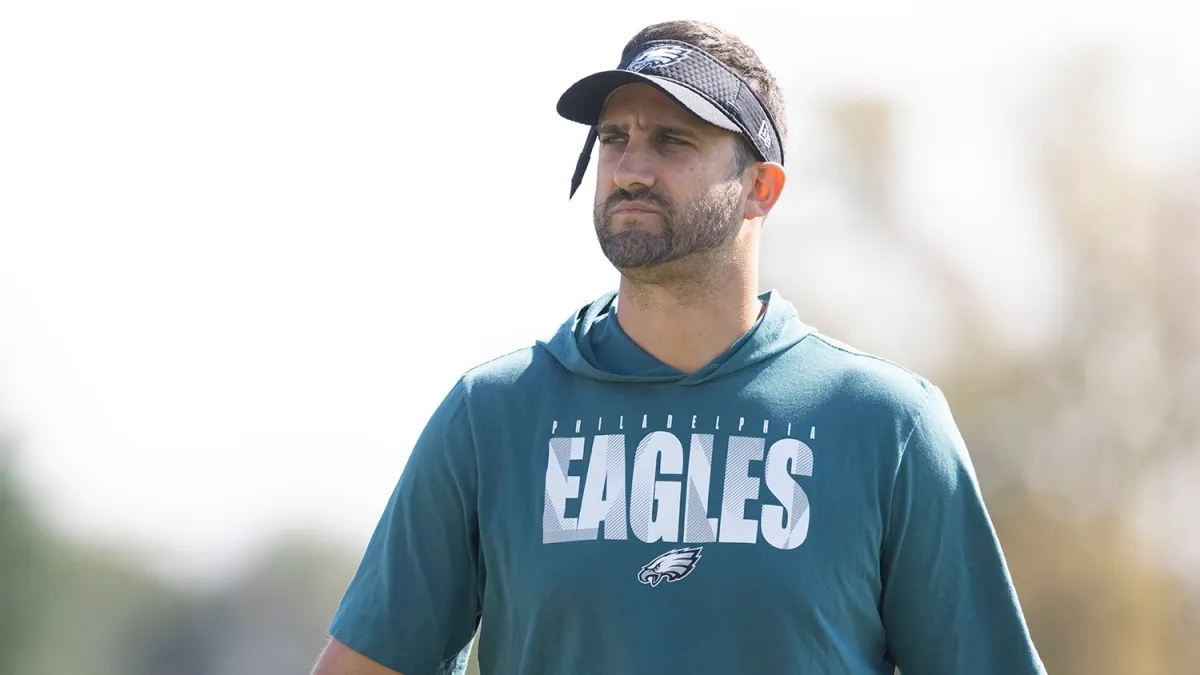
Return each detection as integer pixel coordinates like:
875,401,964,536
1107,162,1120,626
556,70,740,134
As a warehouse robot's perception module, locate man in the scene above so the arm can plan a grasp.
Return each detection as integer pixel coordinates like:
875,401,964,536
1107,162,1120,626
312,20,1046,675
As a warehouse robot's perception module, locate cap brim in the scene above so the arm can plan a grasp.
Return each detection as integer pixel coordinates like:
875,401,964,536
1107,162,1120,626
556,70,741,134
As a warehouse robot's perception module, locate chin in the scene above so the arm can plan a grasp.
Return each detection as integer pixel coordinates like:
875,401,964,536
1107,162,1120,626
612,254,702,285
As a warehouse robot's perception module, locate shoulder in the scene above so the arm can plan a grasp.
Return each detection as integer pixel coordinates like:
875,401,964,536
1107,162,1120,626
452,343,567,403
417,344,554,442
793,332,938,422
460,344,543,388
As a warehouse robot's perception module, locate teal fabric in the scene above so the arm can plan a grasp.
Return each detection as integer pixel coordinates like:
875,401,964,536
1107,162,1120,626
329,290,1045,675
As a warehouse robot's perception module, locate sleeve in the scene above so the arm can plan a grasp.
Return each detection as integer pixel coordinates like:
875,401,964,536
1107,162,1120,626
328,379,482,675
880,385,1046,675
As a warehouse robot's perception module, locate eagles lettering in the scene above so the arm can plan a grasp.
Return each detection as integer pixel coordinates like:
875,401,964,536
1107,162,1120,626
542,416,815,551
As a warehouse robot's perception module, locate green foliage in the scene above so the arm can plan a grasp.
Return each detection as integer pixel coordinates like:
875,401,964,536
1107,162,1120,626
0,441,357,675
0,441,53,674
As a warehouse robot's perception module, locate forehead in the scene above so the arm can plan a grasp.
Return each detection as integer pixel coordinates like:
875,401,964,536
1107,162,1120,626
598,83,704,129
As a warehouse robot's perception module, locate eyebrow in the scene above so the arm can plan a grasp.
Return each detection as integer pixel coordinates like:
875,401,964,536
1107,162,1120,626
596,122,701,140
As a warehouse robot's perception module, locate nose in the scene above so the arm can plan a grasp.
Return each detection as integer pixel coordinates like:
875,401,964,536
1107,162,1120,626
610,137,657,193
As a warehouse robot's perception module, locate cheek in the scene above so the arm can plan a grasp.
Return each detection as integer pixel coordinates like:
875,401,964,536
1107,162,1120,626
594,148,624,178
593,157,618,193
593,183,615,209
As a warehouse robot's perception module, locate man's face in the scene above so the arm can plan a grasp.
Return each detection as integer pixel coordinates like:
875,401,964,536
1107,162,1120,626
593,84,749,276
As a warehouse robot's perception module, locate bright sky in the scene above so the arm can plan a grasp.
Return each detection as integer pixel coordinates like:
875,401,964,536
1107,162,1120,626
1,1,1197,585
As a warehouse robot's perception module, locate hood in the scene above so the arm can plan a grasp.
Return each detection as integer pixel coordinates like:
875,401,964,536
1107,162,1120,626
538,290,814,386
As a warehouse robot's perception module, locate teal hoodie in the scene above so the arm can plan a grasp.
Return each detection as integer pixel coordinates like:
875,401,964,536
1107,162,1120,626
329,290,1045,675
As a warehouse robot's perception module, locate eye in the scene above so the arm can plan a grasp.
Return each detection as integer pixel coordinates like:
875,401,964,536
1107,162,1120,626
599,135,627,146
660,134,689,145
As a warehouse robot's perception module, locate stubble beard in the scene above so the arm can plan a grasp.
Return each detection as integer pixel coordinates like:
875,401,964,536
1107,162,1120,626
593,182,745,279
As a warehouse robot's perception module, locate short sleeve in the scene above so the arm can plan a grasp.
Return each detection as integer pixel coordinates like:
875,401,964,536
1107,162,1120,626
329,379,481,675
880,385,1045,674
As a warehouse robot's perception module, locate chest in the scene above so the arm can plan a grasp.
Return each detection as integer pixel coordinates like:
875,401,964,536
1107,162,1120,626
474,398,889,622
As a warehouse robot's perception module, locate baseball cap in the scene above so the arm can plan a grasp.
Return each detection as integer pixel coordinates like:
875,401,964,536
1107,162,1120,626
557,39,785,199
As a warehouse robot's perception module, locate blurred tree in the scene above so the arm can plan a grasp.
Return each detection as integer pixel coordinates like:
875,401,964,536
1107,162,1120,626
0,437,54,674
196,533,359,675
27,544,186,675
1,436,180,675
991,490,1199,674
0,431,361,675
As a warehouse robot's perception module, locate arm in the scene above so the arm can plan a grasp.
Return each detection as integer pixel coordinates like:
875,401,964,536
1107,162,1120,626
880,385,1045,674
312,637,404,675
323,379,482,675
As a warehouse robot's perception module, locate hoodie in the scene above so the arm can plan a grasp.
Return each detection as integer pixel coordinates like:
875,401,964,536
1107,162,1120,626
329,290,1045,675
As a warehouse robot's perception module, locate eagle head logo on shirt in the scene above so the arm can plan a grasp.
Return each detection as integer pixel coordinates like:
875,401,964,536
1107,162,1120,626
638,547,703,587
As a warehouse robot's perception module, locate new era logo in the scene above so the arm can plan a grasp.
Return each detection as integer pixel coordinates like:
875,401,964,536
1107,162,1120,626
757,120,772,148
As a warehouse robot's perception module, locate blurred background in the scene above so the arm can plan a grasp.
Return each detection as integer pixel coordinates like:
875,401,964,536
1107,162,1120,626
1,1,1197,673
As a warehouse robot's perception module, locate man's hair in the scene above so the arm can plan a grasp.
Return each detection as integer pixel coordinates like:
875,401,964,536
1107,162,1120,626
621,20,788,173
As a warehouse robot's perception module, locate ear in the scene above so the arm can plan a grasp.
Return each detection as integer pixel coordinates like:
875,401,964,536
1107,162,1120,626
743,162,786,220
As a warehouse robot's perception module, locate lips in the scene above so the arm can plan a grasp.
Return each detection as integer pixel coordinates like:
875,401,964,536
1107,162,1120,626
610,202,661,216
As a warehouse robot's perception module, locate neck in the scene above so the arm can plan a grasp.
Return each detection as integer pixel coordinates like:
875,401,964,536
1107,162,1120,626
615,255,762,375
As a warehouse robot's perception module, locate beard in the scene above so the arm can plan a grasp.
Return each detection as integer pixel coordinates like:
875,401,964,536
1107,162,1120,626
593,180,744,272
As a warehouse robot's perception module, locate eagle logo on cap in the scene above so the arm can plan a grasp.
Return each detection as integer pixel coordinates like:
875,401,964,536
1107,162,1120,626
626,45,691,73
638,546,703,587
